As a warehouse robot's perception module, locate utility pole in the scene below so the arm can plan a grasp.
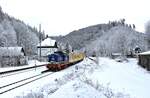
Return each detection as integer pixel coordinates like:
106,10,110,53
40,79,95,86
39,24,42,61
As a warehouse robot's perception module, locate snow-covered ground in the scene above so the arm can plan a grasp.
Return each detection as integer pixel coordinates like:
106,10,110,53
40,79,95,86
88,58,150,98
0,57,150,98
0,60,47,72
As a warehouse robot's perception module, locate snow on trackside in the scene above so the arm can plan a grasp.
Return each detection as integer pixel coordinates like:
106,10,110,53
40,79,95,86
0,60,48,72
1,57,150,98
86,58,150,98
48,80,106,98
47,57,150,98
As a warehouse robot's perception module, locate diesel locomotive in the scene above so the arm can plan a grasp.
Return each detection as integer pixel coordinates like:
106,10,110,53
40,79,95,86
46,51,84,71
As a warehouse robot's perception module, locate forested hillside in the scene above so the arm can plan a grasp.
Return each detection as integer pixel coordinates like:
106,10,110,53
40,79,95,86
0,5,147,57
57,19,147,56
0,7,44,55
84,26,147,56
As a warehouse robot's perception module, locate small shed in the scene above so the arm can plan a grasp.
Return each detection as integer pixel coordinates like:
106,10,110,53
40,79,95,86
0,47,27,67
138,51,150,71
37,37,58,59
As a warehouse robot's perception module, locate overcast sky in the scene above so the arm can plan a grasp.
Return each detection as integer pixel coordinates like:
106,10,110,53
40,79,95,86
0,0,150,36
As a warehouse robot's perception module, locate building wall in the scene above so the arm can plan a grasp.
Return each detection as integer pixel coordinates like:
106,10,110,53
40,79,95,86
138,55,150,71
0,56,27,67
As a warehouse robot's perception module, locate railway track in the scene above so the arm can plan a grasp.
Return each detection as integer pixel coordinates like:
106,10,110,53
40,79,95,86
0,58,85,95
0,64,47,78
1,68,36,78
0,66,46,78
0,71,53,94
88,57,97,62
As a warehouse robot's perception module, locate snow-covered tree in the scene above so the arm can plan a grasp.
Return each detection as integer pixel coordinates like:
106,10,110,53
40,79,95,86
11,19,39,55
145,20,150,49
0,33,7,47
82,26,147,56
1,19,17,46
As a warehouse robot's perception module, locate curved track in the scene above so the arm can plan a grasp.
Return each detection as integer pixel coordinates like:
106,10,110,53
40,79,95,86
0,71,53,94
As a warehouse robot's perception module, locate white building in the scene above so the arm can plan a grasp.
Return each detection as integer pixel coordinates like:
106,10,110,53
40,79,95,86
37,37,58,57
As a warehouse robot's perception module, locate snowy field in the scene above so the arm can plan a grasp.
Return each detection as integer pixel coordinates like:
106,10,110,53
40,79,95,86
0,57,150,98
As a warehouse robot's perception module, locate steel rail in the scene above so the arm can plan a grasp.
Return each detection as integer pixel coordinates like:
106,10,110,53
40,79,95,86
0,66,44,78
0,71,53,94
0,64,47,75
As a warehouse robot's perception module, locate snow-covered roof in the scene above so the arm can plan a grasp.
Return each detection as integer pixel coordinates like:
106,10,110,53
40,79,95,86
139,51,150,55
37,38,56,47
112,53,121,55
0,47,25,56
